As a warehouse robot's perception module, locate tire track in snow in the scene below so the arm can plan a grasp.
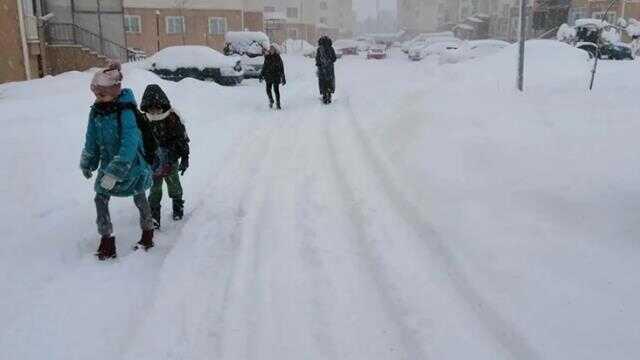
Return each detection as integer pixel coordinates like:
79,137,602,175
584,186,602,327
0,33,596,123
122,117,280,360
335,95,540,360
323,116,427,360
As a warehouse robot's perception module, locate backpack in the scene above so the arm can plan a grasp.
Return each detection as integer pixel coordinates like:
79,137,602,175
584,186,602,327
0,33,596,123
117,103,159,165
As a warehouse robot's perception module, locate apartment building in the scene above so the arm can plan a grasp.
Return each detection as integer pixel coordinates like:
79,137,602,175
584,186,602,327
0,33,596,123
398,0,440,34
124,0,264,56
568,0,640,25
0,0,41,82
264,0,350,44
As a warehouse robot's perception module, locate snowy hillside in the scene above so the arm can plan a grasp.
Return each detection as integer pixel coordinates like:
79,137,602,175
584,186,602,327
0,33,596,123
1,42,639,360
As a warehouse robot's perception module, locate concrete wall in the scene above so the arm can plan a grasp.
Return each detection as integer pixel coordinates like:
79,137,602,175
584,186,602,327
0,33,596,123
125,8,264,55
0,0,29,83
46,45,109,74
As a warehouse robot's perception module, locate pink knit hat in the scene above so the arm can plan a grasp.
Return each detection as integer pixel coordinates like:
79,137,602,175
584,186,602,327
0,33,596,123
90,61,123,98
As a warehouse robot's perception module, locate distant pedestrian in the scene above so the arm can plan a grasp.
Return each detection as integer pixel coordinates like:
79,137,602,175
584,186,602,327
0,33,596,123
260,45,286,109
140,84,190,229
80,62,155,260
316,36,337,104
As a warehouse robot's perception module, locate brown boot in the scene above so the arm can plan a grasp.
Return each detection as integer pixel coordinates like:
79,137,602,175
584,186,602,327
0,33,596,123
134,230,154,251
95,236,117,261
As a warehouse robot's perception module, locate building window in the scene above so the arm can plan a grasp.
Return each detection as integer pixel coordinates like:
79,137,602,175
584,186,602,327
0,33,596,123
209,17,227,35
288,28,299,39
287,7,298,18
124,15,141,33
320,17,328,25
319,1,328,10
264,6,275,12
166,16,185,34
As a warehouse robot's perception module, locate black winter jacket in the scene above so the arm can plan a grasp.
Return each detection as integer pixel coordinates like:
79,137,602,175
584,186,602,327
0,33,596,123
261,53,286,83
140,84,190,164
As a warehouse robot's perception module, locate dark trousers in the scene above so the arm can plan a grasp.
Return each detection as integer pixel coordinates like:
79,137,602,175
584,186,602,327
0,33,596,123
266,81,280,104
95,193,154,236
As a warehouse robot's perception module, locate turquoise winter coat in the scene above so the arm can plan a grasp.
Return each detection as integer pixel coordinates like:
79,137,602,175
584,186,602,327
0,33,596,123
80,88,153,197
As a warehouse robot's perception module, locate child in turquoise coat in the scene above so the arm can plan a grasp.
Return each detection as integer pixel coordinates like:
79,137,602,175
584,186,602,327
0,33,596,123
80,63,155,260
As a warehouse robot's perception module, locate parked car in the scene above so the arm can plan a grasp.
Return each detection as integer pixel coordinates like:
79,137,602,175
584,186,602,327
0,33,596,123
334,39,359,55
143,46,244,86
443,39,510,63
224,31,270,78
577,41,634,60
402,31,455,53
355,36,375,52
565,19,635,60
408,37,462,61
367,45,388,60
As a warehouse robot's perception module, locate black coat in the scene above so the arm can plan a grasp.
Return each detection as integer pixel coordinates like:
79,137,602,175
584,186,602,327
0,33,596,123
316,44,337,81
261,53,285,83
140,84,190,163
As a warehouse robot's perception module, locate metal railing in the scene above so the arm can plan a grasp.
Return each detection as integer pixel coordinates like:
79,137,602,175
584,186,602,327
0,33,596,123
45,23,141,62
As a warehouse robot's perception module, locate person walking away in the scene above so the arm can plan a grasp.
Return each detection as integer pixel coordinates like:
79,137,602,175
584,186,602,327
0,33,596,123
140,84,190,229
80,63,155,260
316,36,337,104
260,45,286,109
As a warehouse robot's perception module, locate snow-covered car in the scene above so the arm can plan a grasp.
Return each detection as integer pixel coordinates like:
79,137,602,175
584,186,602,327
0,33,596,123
334,39,359,55
367,45,388,60
443,39,510,63
559,19,634,61
402,31,455,53
223,31,270,78
355,36,374,52
144,46,244,86
408,36,462,61
577,41,634,60
462,39,509,59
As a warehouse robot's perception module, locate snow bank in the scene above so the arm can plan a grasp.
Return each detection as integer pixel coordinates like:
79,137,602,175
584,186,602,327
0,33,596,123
138,46,239,70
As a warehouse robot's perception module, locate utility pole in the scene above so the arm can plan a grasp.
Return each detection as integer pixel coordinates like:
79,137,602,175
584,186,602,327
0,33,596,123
589,0,618,90
156,10,160,52
517,0,527,91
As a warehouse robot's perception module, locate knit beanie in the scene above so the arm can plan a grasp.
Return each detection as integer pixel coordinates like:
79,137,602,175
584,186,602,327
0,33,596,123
90,61,123,98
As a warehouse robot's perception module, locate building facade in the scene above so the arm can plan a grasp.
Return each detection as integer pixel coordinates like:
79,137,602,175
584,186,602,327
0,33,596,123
0,0,48,83
398,0,440,34
263,0,351,44
124,0,264,56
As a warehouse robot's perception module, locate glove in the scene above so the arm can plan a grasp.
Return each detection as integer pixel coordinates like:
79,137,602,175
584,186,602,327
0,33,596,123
100,174,118,191
282,78,286,86
179,157,189,176
82,169,93,179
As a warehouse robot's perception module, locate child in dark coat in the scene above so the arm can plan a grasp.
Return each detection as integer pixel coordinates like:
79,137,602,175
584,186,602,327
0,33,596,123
139,84,190,229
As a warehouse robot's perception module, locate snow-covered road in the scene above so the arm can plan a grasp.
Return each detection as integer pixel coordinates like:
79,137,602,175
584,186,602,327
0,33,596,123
2,44,640,360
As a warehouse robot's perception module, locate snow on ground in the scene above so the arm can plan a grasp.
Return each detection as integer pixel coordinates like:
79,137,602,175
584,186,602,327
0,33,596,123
1,41,639,360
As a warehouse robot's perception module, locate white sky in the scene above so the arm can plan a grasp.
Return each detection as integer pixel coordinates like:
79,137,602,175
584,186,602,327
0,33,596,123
353,0,396,20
